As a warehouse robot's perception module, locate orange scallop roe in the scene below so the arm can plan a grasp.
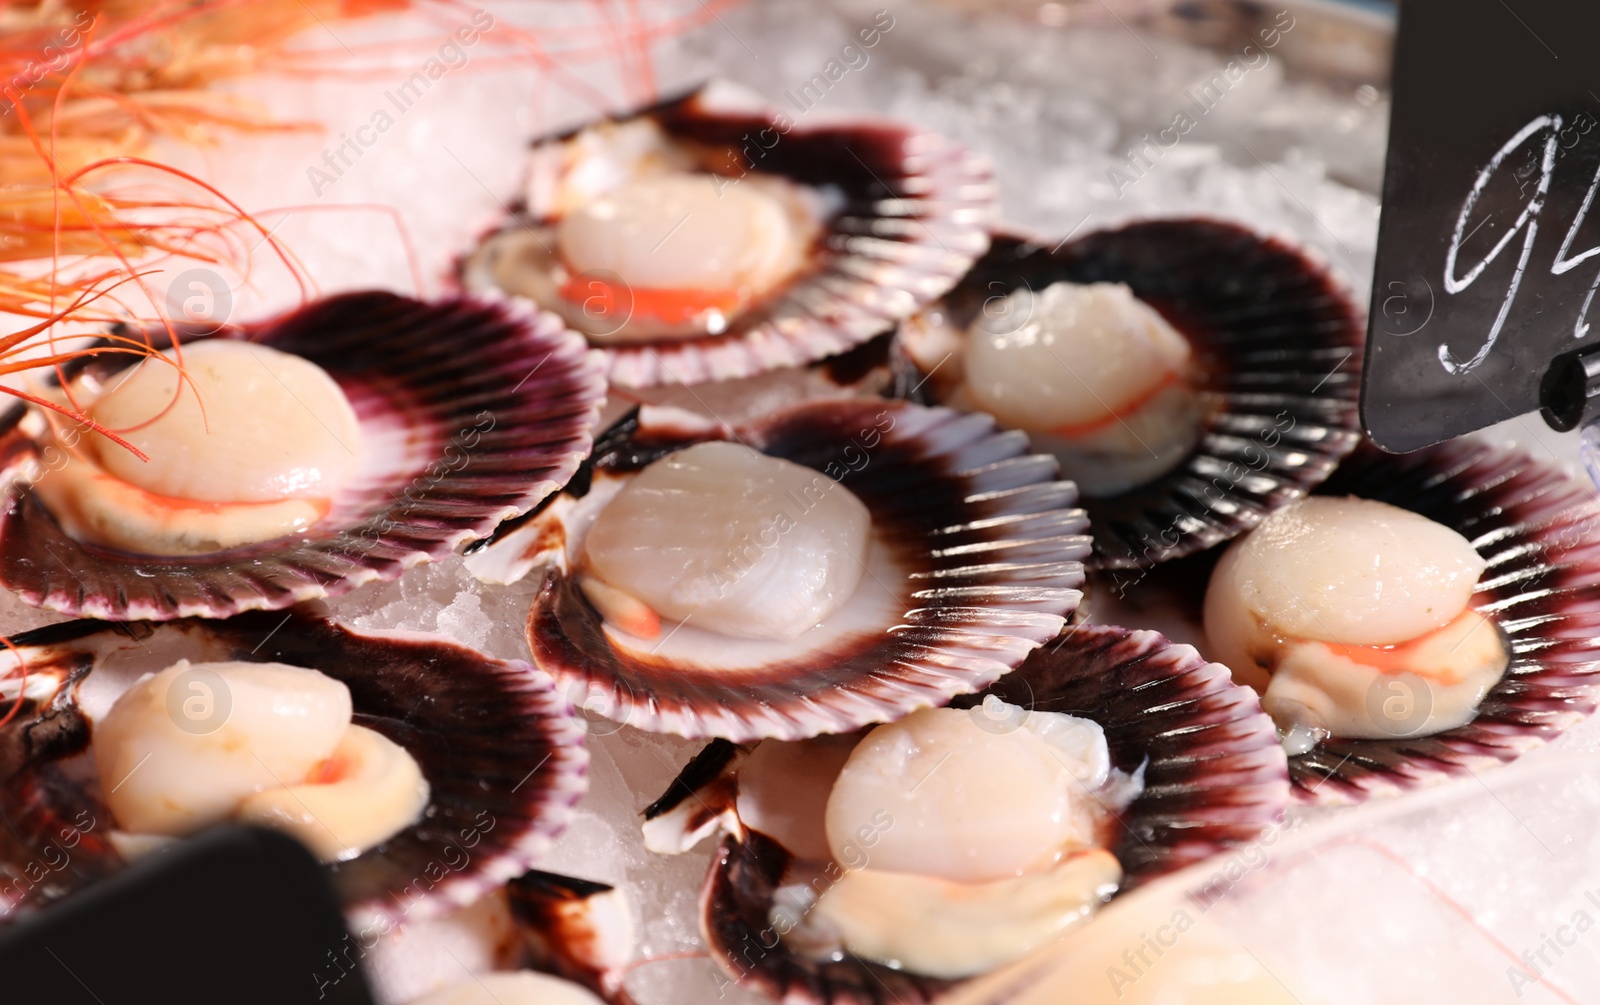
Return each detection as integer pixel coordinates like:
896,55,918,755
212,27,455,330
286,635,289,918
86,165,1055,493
558,273,746,328
1295,608,1493,686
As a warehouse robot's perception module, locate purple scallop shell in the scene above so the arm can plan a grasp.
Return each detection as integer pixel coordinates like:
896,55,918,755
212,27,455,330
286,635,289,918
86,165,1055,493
692,624,1288,1002
891,221,1365,569
522,398,1089,741
0,292,605,621
460,81,995,388
1287,440,1600,804
0,610,588,926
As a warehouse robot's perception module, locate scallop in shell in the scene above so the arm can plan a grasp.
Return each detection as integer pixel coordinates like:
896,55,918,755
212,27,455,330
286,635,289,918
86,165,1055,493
0,292,605,621
1252,440,1600,804
459,80,995,388
891,221,1364,570
0,610,587,926
643,624,1288,1002
473,398,1089,741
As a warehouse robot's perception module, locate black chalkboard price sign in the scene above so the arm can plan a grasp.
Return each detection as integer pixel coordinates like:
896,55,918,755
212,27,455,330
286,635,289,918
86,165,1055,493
1365,0,1600,451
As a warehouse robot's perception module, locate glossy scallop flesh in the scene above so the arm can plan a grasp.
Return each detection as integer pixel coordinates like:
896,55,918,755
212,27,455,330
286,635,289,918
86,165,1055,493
0,292,605,621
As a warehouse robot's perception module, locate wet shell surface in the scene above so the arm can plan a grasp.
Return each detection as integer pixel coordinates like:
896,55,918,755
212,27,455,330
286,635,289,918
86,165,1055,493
496,398,1089,741
1280,440,1600,804
506,869,637,1003
658,624,1287,1003
0,610,587,926
459,81,995,388
891,221,1364,570
0,292,605,621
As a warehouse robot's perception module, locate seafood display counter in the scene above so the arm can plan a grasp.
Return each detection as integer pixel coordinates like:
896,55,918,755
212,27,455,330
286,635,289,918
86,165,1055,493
2,2,1597,1004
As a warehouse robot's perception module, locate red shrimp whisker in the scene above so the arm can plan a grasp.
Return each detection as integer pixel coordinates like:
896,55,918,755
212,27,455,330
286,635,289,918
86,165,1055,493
1330,836,1583,1005
425,0,619,113
11,99,176,356
0,270,160,353
618,949,713,975
0,636,29,730
245,201,424,295
0,347,155,376
605,387,650,408
1,386,149,463
623,0,658,104
62,157,311,304
77,342,209,440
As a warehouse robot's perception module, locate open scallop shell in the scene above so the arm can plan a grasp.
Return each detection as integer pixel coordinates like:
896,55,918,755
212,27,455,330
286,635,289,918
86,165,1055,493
1284,440,1600,804
891,221,1364,569
646,624,1287,1003
0,292,605,621
458,80,995,389
0,609,588,926
503,398,1089,741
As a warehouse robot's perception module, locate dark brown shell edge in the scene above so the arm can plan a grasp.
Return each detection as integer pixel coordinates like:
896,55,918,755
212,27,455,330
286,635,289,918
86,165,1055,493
697,623,1289,1002
526,398,1090,741
891,221,1364,570
704,830,953,1005
507,869,638,1004
462,81,996,389
1288,439,1600,804
0,291,605,621
0,610,588,926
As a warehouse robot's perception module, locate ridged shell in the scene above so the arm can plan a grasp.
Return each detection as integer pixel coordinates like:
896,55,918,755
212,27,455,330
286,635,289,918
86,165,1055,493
460,81,995,388
0,610,588,926
0,292,605,621
694,624,1288,1003
1287,440,1600,804
520,398,1090,741
891,221,1364,569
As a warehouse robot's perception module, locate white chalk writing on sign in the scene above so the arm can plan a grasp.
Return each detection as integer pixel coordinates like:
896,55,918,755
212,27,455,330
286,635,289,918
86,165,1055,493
1441,112,1600,373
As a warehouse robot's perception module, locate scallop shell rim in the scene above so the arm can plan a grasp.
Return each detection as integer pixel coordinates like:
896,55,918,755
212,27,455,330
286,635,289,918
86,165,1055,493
0,610,590,927
695,622,1291,1002
456,80,997,389
1287,438,1600,805
888,218,1366,570
525,398,1091,742
0,291,607,622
